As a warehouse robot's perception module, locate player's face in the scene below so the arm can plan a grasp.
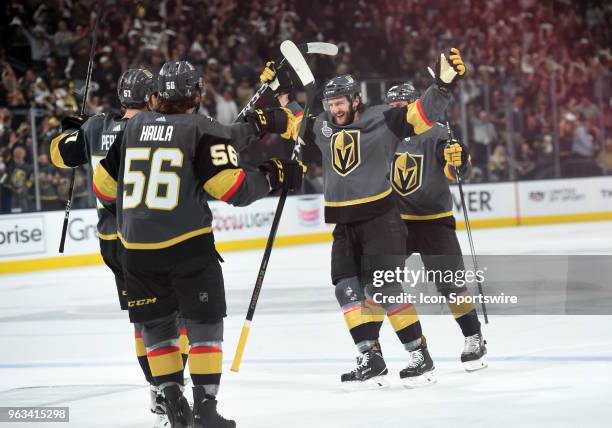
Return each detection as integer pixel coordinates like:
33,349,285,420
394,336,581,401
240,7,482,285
327,96,354,125
389,100,409,108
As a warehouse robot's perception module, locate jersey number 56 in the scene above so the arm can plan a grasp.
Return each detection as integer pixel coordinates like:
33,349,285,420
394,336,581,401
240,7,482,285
123,148,183,211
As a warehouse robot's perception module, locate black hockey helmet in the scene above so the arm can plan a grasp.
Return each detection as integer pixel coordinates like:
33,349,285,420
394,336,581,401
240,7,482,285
322,74,360,111
157,61,204,101
386,82,418,104
117,68,156,109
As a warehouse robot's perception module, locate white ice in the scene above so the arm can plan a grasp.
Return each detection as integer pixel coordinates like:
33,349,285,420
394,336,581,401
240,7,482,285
1,221,612,427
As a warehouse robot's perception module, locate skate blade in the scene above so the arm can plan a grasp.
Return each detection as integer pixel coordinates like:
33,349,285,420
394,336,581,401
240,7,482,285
341,375,390,392
401,370,437,389
463,355,488,372
153,414,170,428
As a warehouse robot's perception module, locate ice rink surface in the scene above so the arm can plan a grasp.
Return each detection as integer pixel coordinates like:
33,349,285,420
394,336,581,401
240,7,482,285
1,221,612,427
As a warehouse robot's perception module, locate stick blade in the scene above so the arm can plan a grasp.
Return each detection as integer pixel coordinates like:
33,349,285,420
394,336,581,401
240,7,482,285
280,40,315,87
305,42,338,56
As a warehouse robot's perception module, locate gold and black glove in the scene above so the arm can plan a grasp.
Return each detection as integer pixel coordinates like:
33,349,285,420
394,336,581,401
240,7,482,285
428,48,466,91
60,115,88,132
260,61,293,96
245,107,297,139
444,139,469,167
259,158,307,191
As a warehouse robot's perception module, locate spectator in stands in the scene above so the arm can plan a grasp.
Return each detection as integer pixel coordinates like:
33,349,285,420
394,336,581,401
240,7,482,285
37,154,60,211
489,145,510,182
210,84,238,125
471,110,498,169
569,113,598,158
53,20,76,65
16,21,52,71
4,146,32,213
597,137,612,173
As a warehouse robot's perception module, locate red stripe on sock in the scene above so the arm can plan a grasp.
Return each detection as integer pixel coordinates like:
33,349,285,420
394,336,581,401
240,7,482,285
387,303,414,316
189,346,222,354
180,329,188,335
343,304,365,315
134,331,142,339
147,346,180,357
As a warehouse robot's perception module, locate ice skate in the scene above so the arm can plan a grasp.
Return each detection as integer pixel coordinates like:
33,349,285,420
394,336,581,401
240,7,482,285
149,385,170,427
399,342,436,388
461,333,488,372
341,350,389,391
161,384,192,428
192,387,236,428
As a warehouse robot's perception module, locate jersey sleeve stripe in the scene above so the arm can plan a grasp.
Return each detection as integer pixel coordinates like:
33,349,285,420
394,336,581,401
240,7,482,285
49,133,71,168
203,168,246,201
221,170,246,201
406,99,433,135
92,164,117,201
415,99,432,126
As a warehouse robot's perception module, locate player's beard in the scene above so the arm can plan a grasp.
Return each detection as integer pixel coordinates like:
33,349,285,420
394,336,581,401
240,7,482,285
332,105,355,126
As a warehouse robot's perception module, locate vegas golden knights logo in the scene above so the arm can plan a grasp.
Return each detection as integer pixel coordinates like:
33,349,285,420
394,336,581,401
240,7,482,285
331,130,360,176
391,152,423,196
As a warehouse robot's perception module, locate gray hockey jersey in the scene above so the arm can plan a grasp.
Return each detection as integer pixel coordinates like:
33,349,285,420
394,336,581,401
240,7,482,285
94,112,269,250
300,84,451,223
391,123,455,220
50,113,126,240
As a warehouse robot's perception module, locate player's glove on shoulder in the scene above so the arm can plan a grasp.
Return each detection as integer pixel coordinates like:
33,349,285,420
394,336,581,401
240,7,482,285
428,48,466,92
246,107,297,140
259,158,307,191
260,61,293,96
61,114,89,132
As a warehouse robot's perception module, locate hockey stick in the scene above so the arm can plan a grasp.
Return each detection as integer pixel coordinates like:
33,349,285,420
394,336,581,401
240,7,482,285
235,42,337,121
445,122,489,324
59,7,101,253
231,41,317,372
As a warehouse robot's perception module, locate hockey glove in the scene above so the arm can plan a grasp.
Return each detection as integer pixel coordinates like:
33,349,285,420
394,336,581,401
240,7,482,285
444,140,468,167
428,48,466,91
61,115,89,132
260,61,293,96
246,107,297,140
259,158,307,191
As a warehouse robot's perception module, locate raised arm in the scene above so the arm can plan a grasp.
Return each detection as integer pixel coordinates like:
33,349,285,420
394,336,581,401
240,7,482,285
385,48,467,140
50,115,90,168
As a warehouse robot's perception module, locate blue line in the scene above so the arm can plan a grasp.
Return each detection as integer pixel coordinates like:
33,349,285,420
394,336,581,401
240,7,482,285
1,355,611,369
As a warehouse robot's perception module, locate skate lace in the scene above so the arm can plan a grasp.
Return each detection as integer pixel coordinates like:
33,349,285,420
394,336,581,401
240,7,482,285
407,349,424,368
463,334,481,353
352,352,371,373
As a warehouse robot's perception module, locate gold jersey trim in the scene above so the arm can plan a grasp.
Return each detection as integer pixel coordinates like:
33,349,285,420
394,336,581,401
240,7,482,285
401,211,454,220
325,187,392,207
118,226,212,250
97,232,118,240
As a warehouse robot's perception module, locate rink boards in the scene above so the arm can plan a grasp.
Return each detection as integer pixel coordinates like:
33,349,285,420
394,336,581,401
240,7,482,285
1,176,611,274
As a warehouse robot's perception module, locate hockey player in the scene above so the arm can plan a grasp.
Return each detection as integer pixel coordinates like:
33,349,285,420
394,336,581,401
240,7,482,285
257,49,467,388
50,68,188,426
93,61,305,427
386,82,487,371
